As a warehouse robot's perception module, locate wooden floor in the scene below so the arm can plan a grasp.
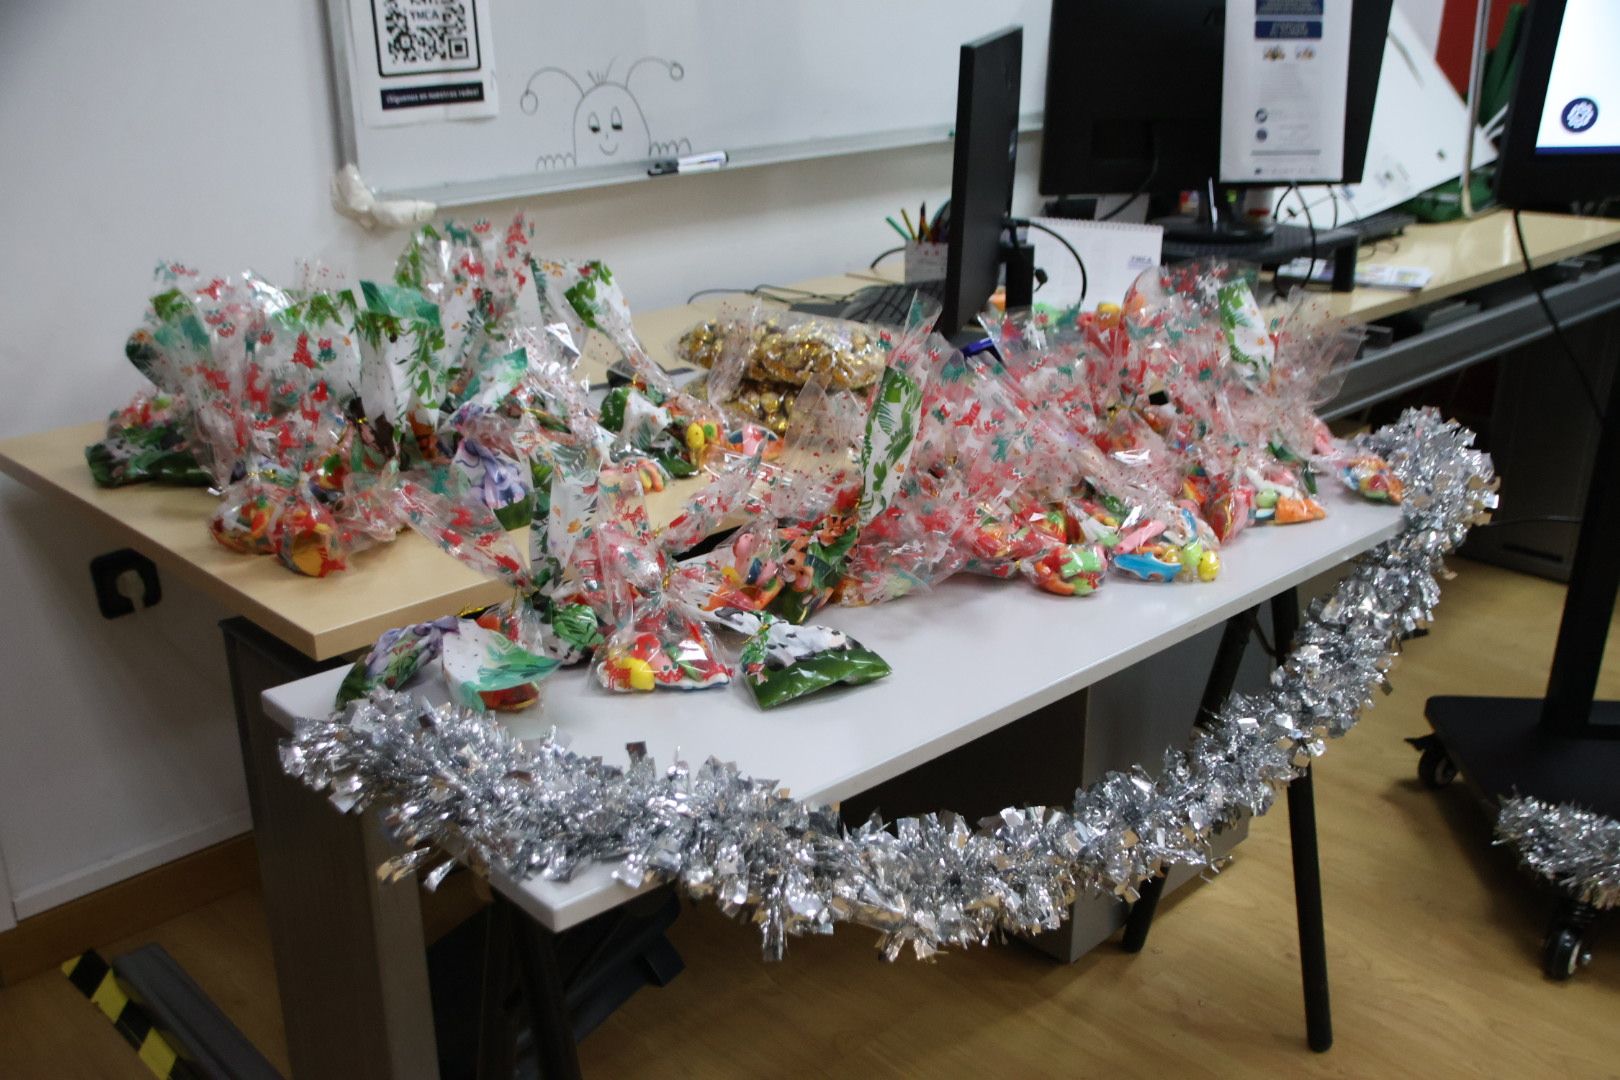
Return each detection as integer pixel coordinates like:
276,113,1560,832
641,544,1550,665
2,558,1617,1078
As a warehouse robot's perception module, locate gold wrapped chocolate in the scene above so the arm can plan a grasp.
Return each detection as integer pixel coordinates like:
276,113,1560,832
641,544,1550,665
677,313,885,391
688,374,796,436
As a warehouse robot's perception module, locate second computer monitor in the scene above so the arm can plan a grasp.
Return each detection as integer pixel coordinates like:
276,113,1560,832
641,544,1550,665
1039,1,1389,199
942,26,1022,335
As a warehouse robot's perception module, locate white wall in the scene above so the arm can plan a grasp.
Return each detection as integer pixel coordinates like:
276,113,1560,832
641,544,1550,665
0,3,1043,918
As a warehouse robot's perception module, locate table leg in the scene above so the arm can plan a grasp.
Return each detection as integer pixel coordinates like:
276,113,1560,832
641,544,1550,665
476,905,517,1080
1121,609,1257,953
1287,765,1333,1052
222,618,442,1079
1270,588,1334,1053
510,901,584,1080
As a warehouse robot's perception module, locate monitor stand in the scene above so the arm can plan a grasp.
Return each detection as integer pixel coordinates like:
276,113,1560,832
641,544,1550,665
1156,182,1275,243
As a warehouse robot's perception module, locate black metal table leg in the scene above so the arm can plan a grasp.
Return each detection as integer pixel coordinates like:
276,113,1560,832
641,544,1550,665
1119,874,1166,953
476,903,518,1080
1272,587,1333,1053
511,906,584,1080
1287,765,1334,1052
1122,608,1258,952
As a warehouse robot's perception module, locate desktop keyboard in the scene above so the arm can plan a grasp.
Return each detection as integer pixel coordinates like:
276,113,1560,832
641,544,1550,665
792,279,947,327
1341,209,1417,244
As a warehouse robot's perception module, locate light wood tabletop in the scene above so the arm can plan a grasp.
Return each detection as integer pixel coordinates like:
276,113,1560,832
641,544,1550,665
1318,208,1620,323
854,210,1620,324
0,274,873,661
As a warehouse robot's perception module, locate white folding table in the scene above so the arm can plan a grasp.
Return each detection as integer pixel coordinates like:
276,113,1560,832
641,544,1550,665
263,486,1401,1073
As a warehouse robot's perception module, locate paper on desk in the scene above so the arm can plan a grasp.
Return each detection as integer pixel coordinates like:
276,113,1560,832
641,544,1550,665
1030,218,1163,312
1277,259,1433,291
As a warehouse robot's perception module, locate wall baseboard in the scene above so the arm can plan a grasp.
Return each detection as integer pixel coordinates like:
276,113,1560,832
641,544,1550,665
10,814,252,921
0,834,257,986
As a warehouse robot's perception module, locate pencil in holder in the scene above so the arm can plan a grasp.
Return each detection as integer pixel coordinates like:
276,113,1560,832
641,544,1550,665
904,241,948,284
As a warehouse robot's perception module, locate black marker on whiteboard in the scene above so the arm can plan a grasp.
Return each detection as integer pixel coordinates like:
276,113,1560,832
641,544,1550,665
647,150,729,176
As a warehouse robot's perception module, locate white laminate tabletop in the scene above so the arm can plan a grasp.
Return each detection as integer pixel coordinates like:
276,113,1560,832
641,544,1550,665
263,484,1402,931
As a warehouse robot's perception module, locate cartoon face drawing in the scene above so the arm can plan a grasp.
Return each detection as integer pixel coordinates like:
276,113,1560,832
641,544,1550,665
522,57,691,170
574,83,642,162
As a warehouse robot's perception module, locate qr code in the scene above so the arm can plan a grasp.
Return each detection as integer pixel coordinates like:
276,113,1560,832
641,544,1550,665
375,0,479,77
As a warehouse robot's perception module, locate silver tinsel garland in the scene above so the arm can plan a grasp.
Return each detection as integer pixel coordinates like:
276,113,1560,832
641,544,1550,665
1495,796,1620,910
281,407,1498,960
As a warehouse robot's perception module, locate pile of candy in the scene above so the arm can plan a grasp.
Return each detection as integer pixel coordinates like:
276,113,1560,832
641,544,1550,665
677,307,888,436
92,216,1402,714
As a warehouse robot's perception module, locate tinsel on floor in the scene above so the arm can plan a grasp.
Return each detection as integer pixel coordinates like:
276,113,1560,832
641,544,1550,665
1496,796,1620,911
281,408,1500,960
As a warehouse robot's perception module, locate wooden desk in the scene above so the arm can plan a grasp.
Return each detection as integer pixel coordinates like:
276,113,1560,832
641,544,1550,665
1319,209,1620,323
855,210,1620,325
0,274,872,661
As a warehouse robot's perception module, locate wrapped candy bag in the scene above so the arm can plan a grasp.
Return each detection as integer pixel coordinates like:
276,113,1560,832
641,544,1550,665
963,503,1070,580
208,471,289,555
728,609,890,709
397,466,533,589
593,544,732,693
441,618,560,711
579,464,733,693
84,390,210,488
839,469,975,605
1332,451,1404,503
1020,541,1109,597
595,602,733,692
1111,506,1221,583
335,615,460,706
678,303,890,437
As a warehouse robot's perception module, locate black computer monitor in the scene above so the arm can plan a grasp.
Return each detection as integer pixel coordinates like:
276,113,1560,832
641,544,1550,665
1497,0,1620,207
1039,1,1390,203
941,26,1023,334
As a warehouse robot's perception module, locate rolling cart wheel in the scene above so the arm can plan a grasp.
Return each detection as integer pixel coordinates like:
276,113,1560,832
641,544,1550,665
1417,744,1458,789
1543,926,1589,981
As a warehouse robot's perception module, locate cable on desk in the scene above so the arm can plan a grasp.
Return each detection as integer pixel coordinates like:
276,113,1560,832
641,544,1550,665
1098,131,1160,223
1294,184,1319,278
1098,192,1144,223
1274,185,1319,283
869,245,905,270
684,283,851,306
1513,208,1606,421
1019,219,1088,305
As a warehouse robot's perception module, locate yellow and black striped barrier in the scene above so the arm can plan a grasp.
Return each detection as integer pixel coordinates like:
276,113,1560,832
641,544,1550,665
61,950,194,1079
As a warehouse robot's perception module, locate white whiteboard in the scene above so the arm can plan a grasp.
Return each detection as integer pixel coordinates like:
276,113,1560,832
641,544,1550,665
328,0,1051,206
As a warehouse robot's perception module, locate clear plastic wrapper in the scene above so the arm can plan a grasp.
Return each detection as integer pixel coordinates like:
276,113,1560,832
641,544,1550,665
335,615,460,706
594,603,732,692
397,466,533,590
1020,541,1109,597
84,390,210,488
442,617,560,711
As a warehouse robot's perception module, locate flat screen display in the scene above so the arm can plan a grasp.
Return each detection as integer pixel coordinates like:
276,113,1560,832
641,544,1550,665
1532,0,1620,154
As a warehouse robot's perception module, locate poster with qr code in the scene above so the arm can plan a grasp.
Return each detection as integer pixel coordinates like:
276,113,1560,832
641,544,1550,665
347,0,498,127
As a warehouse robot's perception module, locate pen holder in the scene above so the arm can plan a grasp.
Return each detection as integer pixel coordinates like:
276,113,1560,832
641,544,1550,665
904,241,948,284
